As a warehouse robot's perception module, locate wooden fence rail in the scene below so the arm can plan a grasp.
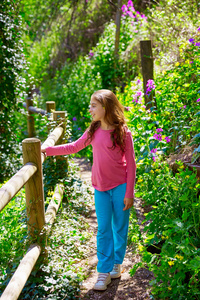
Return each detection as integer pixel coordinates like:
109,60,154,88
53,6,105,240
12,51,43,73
0,101,66,300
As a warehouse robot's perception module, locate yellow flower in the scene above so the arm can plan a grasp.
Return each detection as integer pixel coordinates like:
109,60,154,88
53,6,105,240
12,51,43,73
175,62,180,67
178,165,184,170
168,261,175,266
138,178,143,183
185,175,190,179
168,287,172,291
138,245,144,252
155,169,160,172
150,170,154,174
48,190,54,196
173,187,178,191
175,254,184,260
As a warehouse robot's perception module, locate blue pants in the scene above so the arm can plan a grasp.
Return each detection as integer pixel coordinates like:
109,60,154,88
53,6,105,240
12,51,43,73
94,183,130,273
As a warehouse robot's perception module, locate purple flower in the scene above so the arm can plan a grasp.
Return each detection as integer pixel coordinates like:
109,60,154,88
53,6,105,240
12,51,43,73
198,27,200,31
195,42,200,47
151,148,157,153
146,79,155,95
153,133,162,141
197,98,200,102
152,156,156,162
127,11,134,18
121,4,127,13
78,127,81,130
189,38,195,43
156,128,163,133
190,61,193,64
125,106,131,111
165,136,171,143
89,51,94,57
137,79,141,84
127,0,133,7
72,117,77,121
147,79,155,89
183,105,186,109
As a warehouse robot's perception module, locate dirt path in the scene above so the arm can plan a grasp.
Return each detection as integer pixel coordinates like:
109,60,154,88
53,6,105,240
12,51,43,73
73,158,154,300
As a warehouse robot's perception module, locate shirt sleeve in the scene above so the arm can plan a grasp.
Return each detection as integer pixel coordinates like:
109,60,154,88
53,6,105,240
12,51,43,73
45,130,90,156
124,130,136,198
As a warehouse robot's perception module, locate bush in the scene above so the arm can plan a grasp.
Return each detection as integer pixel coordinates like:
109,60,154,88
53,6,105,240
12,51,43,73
0,0,28,182
133,161,200,299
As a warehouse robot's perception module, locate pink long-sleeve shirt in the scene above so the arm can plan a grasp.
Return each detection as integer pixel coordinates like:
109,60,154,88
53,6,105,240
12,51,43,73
45,127,136,198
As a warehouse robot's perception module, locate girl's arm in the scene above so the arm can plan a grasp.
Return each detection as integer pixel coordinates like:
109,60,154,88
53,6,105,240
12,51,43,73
124,131,136,199
42,130,90,156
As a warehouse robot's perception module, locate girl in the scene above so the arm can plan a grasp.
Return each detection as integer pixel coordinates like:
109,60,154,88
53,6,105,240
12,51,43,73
42,89,136,291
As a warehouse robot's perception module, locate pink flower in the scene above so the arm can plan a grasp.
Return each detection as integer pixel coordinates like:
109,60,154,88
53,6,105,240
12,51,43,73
124,106,131,111
121,4,127,13
89,51,94,57
151,148,157,153
152,157,156,162
153,133,162,141
183,105,186,109
156,128,163,133
197,98,200,102
165,136,171,143
127,10,134,18
127,0,133,7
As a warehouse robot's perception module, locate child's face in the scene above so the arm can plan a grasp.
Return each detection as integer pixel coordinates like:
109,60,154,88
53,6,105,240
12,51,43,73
89,98,105,122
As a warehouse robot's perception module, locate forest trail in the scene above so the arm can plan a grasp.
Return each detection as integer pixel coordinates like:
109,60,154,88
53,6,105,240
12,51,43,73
73,158,153,300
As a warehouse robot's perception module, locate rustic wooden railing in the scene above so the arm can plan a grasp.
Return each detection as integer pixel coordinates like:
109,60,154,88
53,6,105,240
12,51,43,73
0,101,66,300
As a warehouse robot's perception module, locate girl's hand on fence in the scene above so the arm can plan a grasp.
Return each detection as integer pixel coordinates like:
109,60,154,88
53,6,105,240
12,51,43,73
123,198,133,211
41,148,46,154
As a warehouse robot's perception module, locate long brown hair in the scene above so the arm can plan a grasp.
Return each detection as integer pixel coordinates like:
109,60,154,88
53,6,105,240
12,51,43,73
86,89,127,152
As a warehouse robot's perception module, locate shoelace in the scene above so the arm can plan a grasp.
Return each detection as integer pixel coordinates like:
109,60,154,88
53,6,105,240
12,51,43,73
97,274,109,283
112,264,119,272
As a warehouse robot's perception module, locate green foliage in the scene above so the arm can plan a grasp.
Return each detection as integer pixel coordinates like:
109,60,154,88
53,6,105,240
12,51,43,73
0,188,28,283
116,29,200,172
21,0,114,85
133,161,200,299
146,0,199,66
0,160,93,299
0,0,28,182
40,55,102,142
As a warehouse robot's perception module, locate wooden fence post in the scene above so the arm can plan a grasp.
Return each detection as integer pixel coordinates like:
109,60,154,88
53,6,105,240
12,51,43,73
140,40,156,110
46,101,56,133
53,111,67,178
26,98,35,137
115,0,122,58
46,101,55,114
53,111,66,143
22,138,45,241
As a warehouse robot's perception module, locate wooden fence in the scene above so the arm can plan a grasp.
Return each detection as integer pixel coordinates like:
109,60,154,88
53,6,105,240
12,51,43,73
0,101,66,300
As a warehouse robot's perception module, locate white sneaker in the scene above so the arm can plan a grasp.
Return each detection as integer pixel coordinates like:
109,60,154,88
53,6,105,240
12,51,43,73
110,264,121,278
93,273,111,291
